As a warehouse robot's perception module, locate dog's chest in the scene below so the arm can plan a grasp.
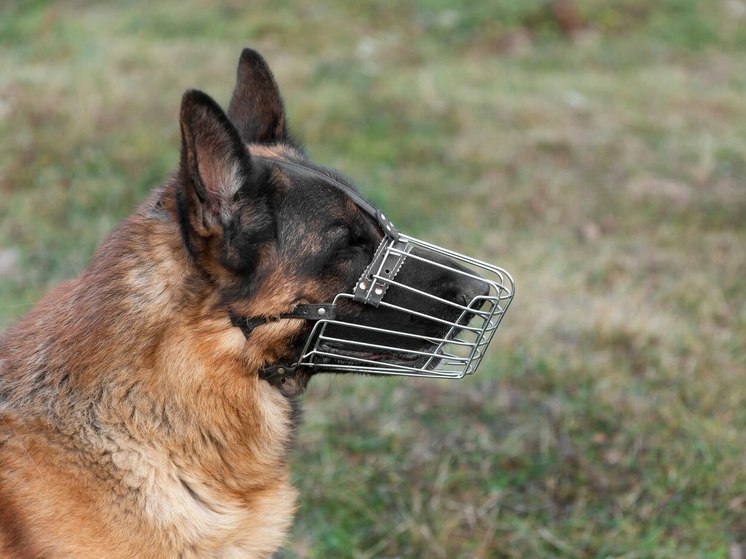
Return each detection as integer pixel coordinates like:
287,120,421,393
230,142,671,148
111,443,296,556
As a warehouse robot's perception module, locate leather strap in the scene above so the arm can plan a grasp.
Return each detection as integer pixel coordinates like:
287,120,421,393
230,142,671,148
230,303,336,337
259,363,298,382
353,238,409,307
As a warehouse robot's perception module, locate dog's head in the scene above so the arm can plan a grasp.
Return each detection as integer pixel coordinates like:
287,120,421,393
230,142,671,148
176,49,510,394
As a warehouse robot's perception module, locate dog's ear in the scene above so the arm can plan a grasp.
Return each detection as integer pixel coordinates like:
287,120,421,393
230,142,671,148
179,89,253,238
227,48,288,144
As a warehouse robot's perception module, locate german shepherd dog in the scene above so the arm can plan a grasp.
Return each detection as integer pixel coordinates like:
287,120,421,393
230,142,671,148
0,49,487,557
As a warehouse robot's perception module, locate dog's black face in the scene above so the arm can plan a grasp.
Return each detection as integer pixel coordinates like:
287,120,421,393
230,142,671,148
176,49,485,388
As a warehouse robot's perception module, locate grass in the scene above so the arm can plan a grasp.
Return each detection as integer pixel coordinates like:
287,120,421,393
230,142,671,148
1,1,745,557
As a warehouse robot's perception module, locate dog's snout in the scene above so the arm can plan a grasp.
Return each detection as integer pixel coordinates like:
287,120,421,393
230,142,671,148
456,274,490,307
431,268,489,310
452,276,490,307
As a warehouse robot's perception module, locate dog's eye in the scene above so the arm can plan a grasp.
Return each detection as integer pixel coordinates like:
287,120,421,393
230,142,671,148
325,226,368,258
329,226,354,251
324,221,375,261
348,229,368,248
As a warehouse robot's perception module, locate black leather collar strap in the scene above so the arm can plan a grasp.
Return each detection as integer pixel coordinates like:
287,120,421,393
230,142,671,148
230,303,336,338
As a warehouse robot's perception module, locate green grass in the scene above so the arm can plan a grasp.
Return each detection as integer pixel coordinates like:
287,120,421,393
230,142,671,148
1,1,745,557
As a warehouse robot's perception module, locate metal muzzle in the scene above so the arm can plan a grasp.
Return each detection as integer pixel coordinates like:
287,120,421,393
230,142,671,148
296,233,514,379
246,157,514,382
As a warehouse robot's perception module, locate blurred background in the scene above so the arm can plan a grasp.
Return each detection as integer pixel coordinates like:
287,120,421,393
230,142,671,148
1,1,744,557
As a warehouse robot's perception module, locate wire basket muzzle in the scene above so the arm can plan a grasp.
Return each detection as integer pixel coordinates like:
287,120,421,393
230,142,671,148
298,234,514,379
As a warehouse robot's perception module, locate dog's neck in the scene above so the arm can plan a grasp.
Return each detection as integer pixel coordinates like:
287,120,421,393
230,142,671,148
1,185,299,478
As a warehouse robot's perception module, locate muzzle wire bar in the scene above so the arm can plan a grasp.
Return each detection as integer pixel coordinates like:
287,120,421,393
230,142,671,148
296,233,514,379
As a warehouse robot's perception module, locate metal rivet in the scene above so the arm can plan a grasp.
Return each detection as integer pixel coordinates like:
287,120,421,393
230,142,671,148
381,213,386,220
374,287,383,296
277,367,286,375
359,282,367,290
317,308,326,316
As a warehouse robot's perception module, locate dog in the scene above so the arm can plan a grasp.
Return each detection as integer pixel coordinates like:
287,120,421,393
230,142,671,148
0,49,492,558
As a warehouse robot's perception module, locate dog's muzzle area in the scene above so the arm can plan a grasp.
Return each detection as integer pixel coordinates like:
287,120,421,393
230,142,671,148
289,234,514,380
233,157,514,383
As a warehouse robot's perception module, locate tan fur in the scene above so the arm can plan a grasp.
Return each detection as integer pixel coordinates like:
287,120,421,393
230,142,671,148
249,144,298,160
0,185,298,558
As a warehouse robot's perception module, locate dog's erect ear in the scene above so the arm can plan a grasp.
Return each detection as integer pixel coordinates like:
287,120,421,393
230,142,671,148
227,48,288,144
179,89,252,238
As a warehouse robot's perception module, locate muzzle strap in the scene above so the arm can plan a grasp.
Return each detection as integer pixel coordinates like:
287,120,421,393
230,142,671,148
353,237,410,307
230,303,336,338
259,363,298,383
